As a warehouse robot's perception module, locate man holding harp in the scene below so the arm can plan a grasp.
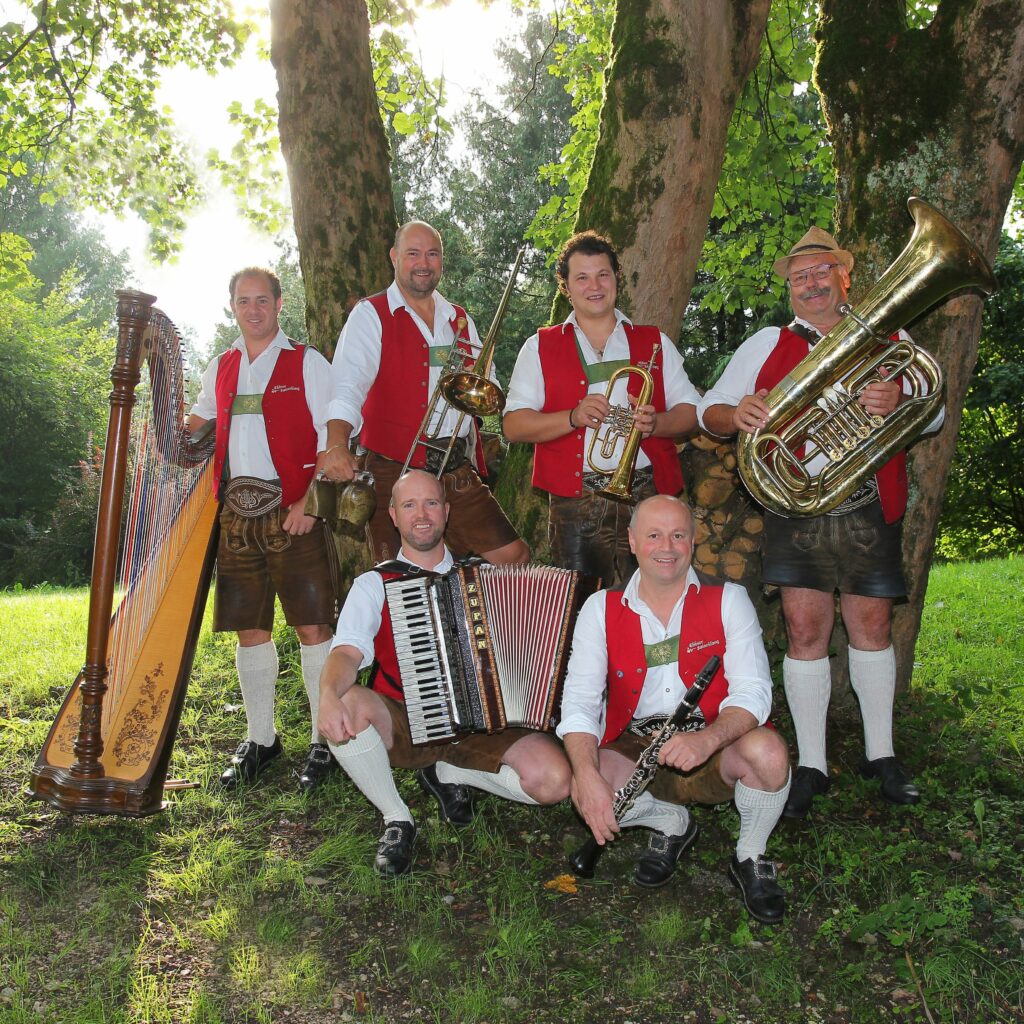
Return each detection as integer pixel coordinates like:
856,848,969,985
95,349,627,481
503,230,699,585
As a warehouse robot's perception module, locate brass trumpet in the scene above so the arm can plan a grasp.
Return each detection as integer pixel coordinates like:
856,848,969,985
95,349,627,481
400,247,525,477
737,197,997,517
587,357,656,504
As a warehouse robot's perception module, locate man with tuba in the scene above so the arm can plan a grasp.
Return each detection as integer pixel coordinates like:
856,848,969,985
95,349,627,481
320,220,529,566
503,230,699,585
698,226,943,818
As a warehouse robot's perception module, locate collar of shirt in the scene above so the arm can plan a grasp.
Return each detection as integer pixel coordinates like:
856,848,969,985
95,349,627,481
386,280,457,336
230,328,293,360
790,317,823,341
394,545,455,574
619,566,701,640
564,307,633,361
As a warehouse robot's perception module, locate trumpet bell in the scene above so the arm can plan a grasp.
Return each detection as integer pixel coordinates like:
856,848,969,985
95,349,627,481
439,371,506,417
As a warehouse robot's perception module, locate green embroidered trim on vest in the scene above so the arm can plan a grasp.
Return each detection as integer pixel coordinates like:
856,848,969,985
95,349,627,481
231,393,263,416
574,336,629,384
643,635,680,668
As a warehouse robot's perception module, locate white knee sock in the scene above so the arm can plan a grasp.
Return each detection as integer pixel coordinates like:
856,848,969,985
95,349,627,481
734,772,790,862
618,792,690,837
327,725,411,824
236,641,279,747
848,645,896,761
299,640,332,744
434,762,538,805
783,655,831,773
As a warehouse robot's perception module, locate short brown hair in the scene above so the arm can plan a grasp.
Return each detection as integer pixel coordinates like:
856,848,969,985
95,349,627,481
229,267,282,301
555,230,622,296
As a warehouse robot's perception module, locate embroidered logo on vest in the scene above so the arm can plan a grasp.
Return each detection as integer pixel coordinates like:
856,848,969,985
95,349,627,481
686,638,722,655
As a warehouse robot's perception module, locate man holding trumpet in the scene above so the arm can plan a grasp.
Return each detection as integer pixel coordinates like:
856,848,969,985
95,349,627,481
321,220,529,565
504,230,699,584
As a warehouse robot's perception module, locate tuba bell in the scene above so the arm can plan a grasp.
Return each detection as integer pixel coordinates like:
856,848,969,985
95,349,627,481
736,197,997,517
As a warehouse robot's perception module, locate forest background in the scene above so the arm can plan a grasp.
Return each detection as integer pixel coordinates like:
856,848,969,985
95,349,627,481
2,0,1022,601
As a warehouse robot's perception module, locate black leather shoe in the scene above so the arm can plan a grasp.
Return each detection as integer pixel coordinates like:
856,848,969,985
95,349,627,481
297,742,338,794
634,817,700,888
782,765,831,819
219,736,282,790
374,819,417,878
416,764,474,828
729,855,786,925
860,756,921,805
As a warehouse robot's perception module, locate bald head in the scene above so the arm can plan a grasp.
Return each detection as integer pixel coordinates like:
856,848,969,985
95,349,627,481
390,469,445,508
394,219,442,252
629,494,695,537
628,495,696,587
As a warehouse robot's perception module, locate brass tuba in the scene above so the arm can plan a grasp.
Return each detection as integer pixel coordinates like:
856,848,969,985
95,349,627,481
736,197,997,517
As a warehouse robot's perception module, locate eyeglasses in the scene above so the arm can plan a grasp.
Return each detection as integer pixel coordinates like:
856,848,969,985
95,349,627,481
788,263,839,288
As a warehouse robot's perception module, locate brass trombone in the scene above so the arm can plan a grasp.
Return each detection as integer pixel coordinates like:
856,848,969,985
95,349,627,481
586,347,658,503
400,247,525,477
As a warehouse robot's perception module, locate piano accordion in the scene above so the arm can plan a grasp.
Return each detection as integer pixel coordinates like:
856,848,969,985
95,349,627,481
385,562,591,745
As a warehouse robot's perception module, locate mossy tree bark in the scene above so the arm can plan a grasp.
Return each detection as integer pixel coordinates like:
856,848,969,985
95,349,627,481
815,0,1024,689
270,0,396,356
570,0,771,330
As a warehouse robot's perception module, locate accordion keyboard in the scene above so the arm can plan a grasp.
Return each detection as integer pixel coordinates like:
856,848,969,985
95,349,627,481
386,576,460,744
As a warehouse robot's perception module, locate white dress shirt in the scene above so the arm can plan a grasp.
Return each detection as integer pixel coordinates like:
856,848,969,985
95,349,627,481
504,308,700,473
191,329,331,482
330,546,455,668
328,281,495,439
556,567,772,741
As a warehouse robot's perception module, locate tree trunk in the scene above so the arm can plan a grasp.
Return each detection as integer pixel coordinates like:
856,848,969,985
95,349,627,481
270,0,396,355
815,0,1024,689
573,0,771,331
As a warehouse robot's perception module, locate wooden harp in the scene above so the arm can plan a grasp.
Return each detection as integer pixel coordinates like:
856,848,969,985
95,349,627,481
29,290,219,816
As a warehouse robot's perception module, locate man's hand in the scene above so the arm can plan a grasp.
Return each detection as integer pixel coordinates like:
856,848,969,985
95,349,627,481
573,393,611,429
630,399,658,438
571,769,620,846
321,445,357,483
733,390,771,433
658,730,717,774
317,688,360,745
282,503,317,535
858,374,901,418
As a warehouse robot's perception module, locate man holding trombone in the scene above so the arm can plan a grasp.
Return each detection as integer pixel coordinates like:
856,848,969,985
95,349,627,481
321,220,529,565
504,230,699,584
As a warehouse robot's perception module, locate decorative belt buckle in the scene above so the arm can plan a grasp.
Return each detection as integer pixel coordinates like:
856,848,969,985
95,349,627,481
224,476,282,518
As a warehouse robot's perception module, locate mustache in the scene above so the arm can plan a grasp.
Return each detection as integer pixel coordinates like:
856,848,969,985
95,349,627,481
800,286,831,300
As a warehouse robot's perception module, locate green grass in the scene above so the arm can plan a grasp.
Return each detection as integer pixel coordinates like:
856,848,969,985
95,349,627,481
2,558,1023,1023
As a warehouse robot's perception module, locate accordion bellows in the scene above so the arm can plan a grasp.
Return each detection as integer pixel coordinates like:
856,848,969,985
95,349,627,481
385,561,589,745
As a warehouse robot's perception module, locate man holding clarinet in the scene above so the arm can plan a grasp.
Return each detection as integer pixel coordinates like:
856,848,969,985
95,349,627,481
558,495,792,924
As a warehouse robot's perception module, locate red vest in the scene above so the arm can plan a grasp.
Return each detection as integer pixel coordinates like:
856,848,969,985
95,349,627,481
360,293,486,475
533,322,685,498
754,325,908,523
601,579,730,747
369,569,406,703
213,344,318,508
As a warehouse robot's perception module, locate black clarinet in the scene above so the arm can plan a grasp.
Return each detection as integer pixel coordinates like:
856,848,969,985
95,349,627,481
568,654,721,879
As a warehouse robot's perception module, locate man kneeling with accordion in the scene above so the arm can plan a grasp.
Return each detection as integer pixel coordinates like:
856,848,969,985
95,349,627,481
317,469,575,878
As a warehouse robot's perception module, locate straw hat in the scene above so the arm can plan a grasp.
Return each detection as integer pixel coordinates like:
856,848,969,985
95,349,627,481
772,226,854,278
